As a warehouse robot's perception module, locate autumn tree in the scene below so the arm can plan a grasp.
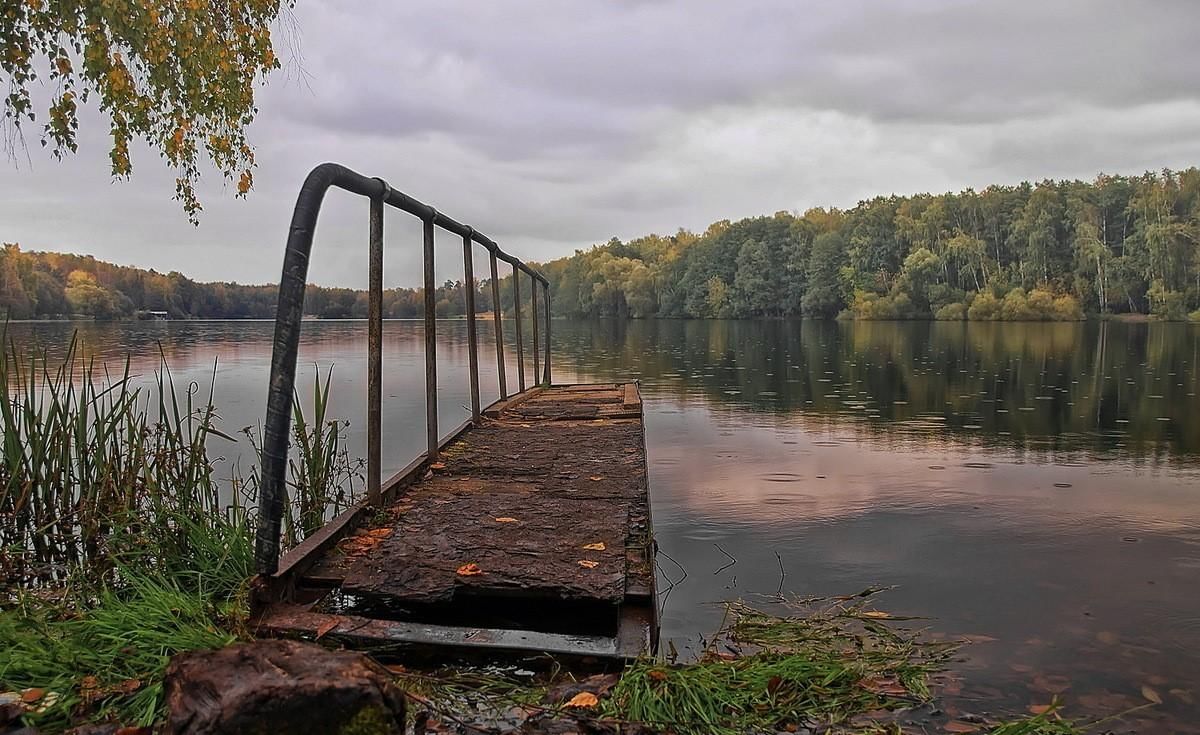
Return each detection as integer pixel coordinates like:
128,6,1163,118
1,0,290,220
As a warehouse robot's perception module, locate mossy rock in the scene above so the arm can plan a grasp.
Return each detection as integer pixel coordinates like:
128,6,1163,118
163,640,405,735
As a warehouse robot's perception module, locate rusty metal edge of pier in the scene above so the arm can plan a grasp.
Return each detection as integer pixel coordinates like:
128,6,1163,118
253,383,658,665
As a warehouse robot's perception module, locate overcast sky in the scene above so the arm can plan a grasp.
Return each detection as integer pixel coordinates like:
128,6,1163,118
2,0,1199,288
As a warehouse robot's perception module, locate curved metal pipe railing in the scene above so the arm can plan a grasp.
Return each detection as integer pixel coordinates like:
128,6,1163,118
255,163,551,575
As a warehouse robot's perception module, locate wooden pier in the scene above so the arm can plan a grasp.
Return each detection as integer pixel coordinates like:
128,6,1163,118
255,383,657,664
253,165,657,665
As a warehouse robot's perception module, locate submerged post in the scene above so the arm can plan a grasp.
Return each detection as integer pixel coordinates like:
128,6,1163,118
423,214,438,460
531,275,540,385
490,251,506,399
463,231,480,421
367,189,384,502
543,281,551,385
513,264,525,392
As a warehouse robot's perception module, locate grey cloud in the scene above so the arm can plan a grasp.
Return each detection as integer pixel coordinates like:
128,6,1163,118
277,0,1200,148
1,0,1198,287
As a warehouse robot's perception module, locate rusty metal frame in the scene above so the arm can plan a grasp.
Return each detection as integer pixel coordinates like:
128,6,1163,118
531,275,540,384
255,163,551,575
513,263,525,392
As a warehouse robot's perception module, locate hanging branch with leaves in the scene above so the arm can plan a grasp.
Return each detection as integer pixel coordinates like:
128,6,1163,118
1,0,292,221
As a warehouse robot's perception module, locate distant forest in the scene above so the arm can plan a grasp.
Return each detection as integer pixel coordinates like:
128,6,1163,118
0,247,500,321
3,168,1198,322
543,168,1200,321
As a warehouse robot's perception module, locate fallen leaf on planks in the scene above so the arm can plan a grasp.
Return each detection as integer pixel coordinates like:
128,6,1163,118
565,692,599,708
315,617,341,640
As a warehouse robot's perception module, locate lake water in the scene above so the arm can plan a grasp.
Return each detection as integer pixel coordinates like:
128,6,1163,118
9,318,1200,729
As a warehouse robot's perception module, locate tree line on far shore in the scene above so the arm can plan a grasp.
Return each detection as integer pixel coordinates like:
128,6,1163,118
4,168,1198,322
541,167,1200,321
0,246,501,321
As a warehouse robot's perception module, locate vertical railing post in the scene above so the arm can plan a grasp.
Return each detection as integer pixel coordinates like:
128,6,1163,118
513,265,525,392
367,187,385,502
531,274,540,386
423,214,438,460
543,280,552,385
463,231,480,421
489,250,506,399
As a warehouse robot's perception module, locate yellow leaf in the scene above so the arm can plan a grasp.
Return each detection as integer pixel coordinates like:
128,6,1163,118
315,616,340,640
118,679,142,694
589,476,604,481
430,462,446,470
565,691,599,708
861,611,893,619
578,560,600,569
495,517,519,523
20,688,44,704
582,542,606,551
1142,685,1163,704
456,563,483,577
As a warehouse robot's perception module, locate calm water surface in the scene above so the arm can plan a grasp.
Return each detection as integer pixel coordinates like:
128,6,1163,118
10,319,1200,729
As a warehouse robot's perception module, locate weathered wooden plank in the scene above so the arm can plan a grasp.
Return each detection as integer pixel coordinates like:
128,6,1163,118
340,389,647,605
340,493,629,603
482,385,546,418
615,605,654,659
268,417,477,593
622,383,640,410
260,383,657,662
258,606,621,660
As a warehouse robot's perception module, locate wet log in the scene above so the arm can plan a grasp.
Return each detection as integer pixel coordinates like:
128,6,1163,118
163,640,405,735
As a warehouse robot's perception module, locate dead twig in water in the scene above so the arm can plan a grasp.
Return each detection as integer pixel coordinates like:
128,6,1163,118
713,543,736,575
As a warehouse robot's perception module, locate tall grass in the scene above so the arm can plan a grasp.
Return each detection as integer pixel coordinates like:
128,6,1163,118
236,365,363,548
0,514,251,730
603,594,956,734
0,337,234,588
0,335,363,730
0,336,362,589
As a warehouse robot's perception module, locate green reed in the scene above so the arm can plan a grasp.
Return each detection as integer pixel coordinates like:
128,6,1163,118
235,364,364,549
0,334,361,589
0,336,231,588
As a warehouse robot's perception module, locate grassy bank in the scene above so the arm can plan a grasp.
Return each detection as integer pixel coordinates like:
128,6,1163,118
399,593,1108,735
0,519,251,729
0,334,360,730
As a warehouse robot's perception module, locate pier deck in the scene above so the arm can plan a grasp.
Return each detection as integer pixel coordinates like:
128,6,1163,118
256,383,657,665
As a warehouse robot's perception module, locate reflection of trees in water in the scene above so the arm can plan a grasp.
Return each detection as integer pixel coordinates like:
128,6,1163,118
555,319,1200,460
8,318,1198,461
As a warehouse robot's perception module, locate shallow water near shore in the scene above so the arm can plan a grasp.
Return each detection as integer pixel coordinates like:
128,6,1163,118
8,318,1200,730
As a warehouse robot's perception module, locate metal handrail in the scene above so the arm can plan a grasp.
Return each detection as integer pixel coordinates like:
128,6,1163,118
255,163,551,575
